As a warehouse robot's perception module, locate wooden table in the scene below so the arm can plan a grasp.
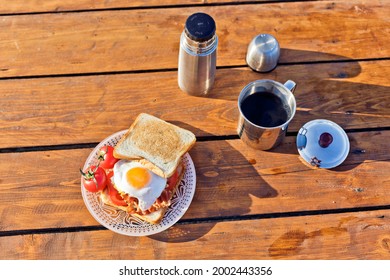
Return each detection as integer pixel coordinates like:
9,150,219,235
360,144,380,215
0,0,389,260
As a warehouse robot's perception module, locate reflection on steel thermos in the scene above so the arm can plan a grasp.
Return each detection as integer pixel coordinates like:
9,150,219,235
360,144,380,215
178,13,218,96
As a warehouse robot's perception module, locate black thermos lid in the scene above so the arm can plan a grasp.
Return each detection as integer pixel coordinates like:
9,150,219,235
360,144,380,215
184,12,216,42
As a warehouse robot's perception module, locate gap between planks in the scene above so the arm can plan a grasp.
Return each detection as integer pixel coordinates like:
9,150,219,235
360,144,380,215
0,0,318,17
1,127,390,154
0,58,389,81
1,204,389,237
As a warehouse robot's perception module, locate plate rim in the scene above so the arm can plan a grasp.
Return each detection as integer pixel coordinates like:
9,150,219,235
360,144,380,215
81,130,196,236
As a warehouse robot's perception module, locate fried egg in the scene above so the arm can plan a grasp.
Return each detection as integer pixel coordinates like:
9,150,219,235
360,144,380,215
113,160,167,211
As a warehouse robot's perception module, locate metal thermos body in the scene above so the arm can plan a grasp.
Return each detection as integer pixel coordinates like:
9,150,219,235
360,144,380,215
178,13,218,96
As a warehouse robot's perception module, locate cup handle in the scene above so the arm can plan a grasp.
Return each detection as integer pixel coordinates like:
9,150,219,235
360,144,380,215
284,80,296,93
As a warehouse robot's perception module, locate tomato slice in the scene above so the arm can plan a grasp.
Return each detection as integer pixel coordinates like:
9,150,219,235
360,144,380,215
111,192,128,207
106,171,128,207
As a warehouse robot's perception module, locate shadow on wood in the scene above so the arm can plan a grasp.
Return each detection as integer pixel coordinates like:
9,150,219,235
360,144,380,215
150,122,277,243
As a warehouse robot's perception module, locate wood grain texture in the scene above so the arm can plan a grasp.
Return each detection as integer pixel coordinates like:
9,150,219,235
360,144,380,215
0,0,281,14
0,60,388,148
1,209,389,259
0,131,388,232
0,1,389,77
0,0,388,262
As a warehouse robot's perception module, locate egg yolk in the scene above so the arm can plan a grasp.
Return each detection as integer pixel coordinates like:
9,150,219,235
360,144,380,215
126,167,151,189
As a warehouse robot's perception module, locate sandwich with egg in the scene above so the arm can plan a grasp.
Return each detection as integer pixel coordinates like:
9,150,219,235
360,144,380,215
100,113,196,224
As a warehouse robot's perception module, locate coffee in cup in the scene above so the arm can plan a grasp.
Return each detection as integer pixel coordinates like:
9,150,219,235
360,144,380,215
237,80,296,150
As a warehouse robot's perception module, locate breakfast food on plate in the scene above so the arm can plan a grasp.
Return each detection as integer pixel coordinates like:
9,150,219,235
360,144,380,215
81,113,196,224
101,159,186,224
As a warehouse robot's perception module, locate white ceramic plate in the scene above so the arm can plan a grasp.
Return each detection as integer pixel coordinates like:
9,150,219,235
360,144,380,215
81,130,196,236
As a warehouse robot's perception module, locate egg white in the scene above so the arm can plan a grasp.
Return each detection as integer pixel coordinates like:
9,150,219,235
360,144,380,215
113,160,167,211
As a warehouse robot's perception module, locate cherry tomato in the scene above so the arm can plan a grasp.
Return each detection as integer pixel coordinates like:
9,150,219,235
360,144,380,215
80,165,107,192
106,171,128,207
97,146,119,169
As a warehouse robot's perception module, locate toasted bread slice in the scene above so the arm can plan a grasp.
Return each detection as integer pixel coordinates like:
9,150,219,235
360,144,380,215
131,208,166,224
113,113,196,178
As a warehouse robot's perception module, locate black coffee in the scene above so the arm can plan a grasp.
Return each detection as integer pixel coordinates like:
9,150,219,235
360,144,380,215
241,91,289,127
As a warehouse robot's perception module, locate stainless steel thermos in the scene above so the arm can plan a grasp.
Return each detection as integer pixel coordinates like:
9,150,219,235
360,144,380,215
178,13,218,96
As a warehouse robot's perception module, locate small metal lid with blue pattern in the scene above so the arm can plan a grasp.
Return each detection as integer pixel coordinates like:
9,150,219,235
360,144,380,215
296,119,350,169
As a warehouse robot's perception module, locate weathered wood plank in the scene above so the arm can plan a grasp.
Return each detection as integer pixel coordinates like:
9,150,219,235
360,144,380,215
0,131,388,232
0,60,388,148
1,209,389,259
0,0,282,14
0,1,388,77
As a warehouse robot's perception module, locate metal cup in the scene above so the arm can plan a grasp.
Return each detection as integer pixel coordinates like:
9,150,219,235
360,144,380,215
237,80,296,150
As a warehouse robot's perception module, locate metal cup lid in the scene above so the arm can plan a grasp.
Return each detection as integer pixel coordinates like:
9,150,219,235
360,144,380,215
246,34,280,72
296,119,350,169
